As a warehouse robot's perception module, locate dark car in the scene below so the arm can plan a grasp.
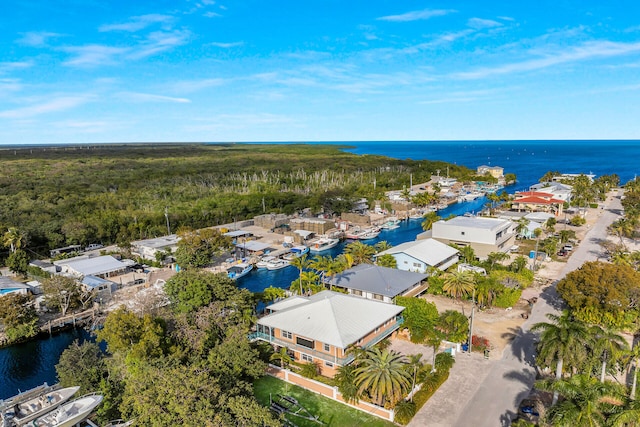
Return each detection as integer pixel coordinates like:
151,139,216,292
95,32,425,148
557,249,568,256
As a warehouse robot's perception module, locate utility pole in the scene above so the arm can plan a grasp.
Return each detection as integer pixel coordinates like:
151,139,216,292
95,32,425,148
164,207,171,235
468,287,475,354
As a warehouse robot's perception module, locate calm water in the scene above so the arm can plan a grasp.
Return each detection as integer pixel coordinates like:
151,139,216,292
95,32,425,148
2,140,638,399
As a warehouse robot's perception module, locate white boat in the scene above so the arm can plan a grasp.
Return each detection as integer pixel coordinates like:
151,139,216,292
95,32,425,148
380,217,400,230
1,385,80,427
358,228,381,240
265,258,290,270
255,256,276,269
308,237,339,253
282,246,309,261
227,263,253,279
30,394,103,427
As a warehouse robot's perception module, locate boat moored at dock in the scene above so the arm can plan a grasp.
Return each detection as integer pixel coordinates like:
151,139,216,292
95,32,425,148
307,237,340,253
227,263,253,279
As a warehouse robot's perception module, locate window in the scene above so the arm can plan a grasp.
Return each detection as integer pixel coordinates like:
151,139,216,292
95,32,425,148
352,289,362,296
301,354,313,362
461,231,465,236
373,294,384,301
412,262,421,268
282,330,292,339
375,327,380,334
296,337,315,349
324,343,330,352
325,361,334,367
404,260,408,264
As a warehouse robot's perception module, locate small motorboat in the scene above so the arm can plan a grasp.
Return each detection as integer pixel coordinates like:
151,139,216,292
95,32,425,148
282,246,309,261
308,237,339,253
265,258,290,270
30,394,103,427
1,385,80,427
256,256,276,269
227,263,253,279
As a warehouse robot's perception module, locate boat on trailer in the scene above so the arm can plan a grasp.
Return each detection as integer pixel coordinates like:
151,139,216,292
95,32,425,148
29,394,103,427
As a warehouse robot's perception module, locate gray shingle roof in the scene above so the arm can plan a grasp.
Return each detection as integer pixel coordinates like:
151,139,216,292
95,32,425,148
330,264,428,298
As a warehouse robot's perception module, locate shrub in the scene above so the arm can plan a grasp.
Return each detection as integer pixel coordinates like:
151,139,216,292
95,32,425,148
494,288,522,308
393,400,416,424
299,362,320,379
471,335,490,352
570,216,586,226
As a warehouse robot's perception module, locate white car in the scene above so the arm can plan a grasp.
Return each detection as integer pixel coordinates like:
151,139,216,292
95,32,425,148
85,243,104,251
563,244,574,251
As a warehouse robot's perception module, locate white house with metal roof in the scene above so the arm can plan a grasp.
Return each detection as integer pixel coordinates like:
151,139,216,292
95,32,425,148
252,291,404,377
375,238,459,274
55,255,134,279
327,264,428,303
431,216,516,260
0,277,32,296
130,234,180,260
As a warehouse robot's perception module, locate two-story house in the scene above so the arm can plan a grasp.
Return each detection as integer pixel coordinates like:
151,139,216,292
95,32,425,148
252,290,405,377
375,238,459,274
431,216,515,260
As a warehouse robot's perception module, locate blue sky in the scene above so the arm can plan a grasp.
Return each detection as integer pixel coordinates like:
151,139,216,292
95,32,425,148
2,1,640,143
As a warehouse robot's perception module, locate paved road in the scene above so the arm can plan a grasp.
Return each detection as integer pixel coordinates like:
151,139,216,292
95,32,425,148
448,191,624,426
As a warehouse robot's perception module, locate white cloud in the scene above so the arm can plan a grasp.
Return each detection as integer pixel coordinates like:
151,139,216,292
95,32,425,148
16,31,62,47
62,45,129,67
377,9,456,22
204,12,222,18
171,78,227,93
0,61,33,74
128,30,190,59
0,78,22,93
208,41,243,48
116,92,191,103
0,95,92,119
454,40,640,80
99,14,173,32
467,18,502,30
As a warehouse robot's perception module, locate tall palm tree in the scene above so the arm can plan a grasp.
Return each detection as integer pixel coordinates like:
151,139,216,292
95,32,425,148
608,397,640,427
334,364,360,403
3,227,24,253
354,347,412,406
442,270,476,300
459,245,476,264
531,311,592,405
486,251,510,271
421,212,441,232
623,342,640,400
344,241,376,265
405,353,423,402
310,255,332,283
591,326,628,383
536,374,622,427
516,218,530,239
289,254,312,294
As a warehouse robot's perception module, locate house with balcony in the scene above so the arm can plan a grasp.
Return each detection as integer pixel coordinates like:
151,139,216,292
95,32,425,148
430,216,516,260
512,191,565,216
375,238,459,274
326,264,428,303
252,290,404,377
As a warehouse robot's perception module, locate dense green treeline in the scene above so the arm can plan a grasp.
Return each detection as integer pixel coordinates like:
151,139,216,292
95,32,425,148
0,143,474,259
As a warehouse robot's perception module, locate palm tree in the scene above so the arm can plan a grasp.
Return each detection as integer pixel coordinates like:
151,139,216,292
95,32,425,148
531,311,592,405
536,374,622,426
486,251,510,271
269,346,292,369
405,353,423,402
374,240,392,253
376,254,397,269
299,270,321,294
334,364,360,403
608,397,640,426
421,212,441,232
591,326,628,383
516,218,530,239
310,255,332,283
442,270,476,300
344,241,376,265
354,347,412,406
3,227,24,253
459,245,476,264
289,254,312,294
623,342,640,400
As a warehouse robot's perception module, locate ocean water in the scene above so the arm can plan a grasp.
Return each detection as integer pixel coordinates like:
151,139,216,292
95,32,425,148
2,140,638,399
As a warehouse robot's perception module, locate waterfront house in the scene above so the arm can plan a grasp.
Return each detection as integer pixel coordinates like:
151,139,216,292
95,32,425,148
476,165,504,179
375,238,459,274
327,264,429,303
430,216,516,260
512,191,565,216
252,291,404,377
528,182,573,203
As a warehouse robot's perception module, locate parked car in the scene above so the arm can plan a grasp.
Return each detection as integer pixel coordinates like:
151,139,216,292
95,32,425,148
563,244,574,251
557,249,568,257
85,243,104,251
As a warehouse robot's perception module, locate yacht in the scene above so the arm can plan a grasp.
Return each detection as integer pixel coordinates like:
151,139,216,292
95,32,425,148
30,394,103,427
226,263,253,279
357,228,381,240
255,255,276,269
282,246,309,261
308,237,339,253
380,217,400,230
1,385,79,427
265,258,290,270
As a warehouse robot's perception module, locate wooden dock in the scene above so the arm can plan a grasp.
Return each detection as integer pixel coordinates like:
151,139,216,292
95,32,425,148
41,308,97,335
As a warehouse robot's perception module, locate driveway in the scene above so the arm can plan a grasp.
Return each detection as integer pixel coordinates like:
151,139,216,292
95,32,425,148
410,190,624,427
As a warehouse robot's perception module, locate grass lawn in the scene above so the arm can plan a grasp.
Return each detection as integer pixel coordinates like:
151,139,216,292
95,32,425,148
253,375,396,427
